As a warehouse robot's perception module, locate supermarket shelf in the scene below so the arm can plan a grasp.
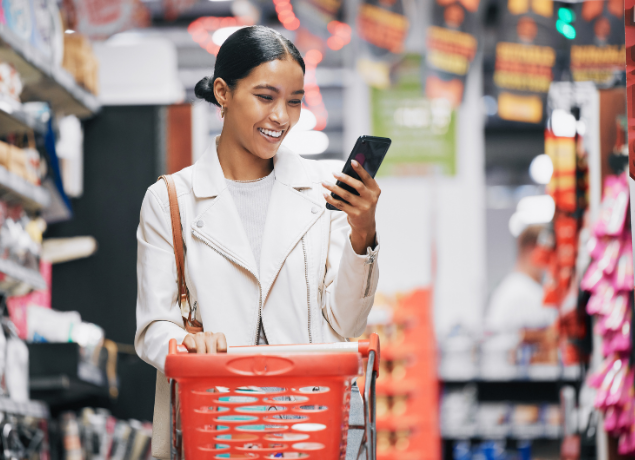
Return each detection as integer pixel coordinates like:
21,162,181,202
29,375,110,409
441,432,562,441
443,379,579,403
0,99,47,135
0,258,46,290
0,395,49,418
376,379,420,396
0,165,50,211
0,23,100,118
442,378,580,384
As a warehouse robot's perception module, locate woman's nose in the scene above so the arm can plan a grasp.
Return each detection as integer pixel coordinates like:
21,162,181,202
269,101,289,126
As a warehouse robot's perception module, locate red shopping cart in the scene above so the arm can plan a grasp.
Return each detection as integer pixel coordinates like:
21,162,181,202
165,333,380,459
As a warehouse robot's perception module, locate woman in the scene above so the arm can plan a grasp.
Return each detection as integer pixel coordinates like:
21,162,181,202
135,26,381,458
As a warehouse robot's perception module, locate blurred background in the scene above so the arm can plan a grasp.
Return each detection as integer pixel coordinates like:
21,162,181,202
0,0,631,458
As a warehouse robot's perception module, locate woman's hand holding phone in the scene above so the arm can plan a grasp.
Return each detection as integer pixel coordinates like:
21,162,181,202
322,160,380,255
183,331,227,354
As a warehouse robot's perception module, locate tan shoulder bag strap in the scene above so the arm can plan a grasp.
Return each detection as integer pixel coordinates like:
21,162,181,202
158,175,203,333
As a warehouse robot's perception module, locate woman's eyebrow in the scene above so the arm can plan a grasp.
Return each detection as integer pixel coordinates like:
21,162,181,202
253,85,305,96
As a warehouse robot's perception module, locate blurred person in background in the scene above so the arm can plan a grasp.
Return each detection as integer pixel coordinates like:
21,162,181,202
481,225,559,376
134,26,380,459
486,225,557,334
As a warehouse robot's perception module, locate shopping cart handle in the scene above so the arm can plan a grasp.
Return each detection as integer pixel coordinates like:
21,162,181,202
358,332,381,376
168,332,381,374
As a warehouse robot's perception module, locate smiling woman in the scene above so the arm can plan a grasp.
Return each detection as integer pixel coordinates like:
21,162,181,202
136,25,382,460
194,26,306,179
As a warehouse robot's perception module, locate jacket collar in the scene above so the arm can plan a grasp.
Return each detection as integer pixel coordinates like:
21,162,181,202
192,137,314,198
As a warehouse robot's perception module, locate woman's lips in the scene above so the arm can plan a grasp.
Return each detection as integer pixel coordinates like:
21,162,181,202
258,127,283,143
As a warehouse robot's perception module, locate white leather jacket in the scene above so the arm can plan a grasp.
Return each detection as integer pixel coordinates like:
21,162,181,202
134,141,380,373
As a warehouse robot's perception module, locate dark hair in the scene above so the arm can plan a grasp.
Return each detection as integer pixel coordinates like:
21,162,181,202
194,26,305,107
518,225,542,251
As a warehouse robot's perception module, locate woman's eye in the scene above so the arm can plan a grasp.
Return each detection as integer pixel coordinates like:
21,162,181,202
289,99,302,105
257,94,273,101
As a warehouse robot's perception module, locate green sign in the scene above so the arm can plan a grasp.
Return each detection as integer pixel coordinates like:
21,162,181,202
371,54,456,176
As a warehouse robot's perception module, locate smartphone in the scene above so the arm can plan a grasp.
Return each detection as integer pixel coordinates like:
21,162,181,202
326,135,392,211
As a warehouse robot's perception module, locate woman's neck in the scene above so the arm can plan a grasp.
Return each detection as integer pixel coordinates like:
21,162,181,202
216,132,273,181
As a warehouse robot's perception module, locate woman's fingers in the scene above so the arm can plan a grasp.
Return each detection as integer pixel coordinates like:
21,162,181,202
321,181,363,207
332,170,366,196
351,160,380,193
204,333,217,354
182,334,197,352
324,191,354,214
194,333,207,354
215,332,228,353
183,331,228,354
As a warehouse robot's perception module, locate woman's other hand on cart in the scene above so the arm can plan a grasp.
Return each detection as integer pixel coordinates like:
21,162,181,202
183,331,228,354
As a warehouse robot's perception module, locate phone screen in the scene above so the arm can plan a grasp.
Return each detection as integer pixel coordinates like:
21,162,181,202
327,136,391,210
352,139,388,178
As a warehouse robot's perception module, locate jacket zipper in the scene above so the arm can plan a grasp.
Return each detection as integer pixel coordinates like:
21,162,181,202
192,229,263,345
363,252,377,298
301,236,312,343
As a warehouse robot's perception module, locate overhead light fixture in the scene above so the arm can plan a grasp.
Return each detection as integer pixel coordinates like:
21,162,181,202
188,17,253,56
212,26,246,46
282,130,329,155
551,109,576,138
529,154,553,185
65,29,75,34
508,194,555,236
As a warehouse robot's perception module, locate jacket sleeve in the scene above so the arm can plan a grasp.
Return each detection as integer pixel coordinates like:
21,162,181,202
134,188,188,374
321,207,380,339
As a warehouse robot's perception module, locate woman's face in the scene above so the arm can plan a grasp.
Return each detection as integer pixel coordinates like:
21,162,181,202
223,58,304,160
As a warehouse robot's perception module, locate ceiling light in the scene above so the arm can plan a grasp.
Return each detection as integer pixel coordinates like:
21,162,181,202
529,154,553,184
282,130,329,155
509,194,555,236
212,26,246,46
65,29,75,34
551,109,576,137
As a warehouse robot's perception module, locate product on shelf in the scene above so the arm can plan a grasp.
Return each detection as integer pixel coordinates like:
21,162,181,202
61,408,152,460
452,440,532,460
0,140,44,185
0,62,23,104
440,386,563,440
62,34,99,95
358,289,440,460
581,171,635,455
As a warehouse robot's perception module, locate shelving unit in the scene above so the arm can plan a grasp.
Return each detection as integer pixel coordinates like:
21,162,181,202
442,379,580,403
0,99,47,136
28,343,111,413
0,395,49,419
0,165,50,212
0,258,46,290
0,23,100,118
29,375,110,412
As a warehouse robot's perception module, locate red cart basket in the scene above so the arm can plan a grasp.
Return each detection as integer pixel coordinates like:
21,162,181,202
165,333,380,460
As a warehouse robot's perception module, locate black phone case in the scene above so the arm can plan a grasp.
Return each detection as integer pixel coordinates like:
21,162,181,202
326,135,391,211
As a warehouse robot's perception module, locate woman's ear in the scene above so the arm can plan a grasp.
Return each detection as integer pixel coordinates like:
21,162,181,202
213,78,230,107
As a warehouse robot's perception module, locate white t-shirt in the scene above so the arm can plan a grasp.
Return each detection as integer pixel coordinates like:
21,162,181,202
485,272,558,334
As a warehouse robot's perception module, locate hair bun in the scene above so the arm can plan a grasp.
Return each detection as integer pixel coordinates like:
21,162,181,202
194,76,219,106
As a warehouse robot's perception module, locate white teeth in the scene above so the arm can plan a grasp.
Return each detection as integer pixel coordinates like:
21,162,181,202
259,128,282,138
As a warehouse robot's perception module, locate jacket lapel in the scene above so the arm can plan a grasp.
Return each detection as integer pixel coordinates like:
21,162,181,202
189,141,257,276
259,147,324,300
259,181,323,299
191,189,258,276
189,140,324,287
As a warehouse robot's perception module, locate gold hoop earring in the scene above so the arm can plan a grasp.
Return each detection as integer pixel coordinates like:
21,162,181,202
221,106,226,118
